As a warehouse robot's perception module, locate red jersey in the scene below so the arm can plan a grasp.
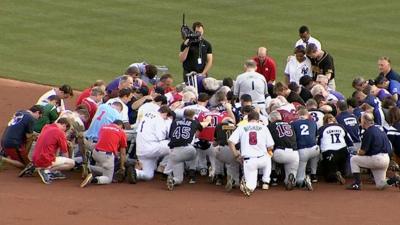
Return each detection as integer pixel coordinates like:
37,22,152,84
32,124,68,168
95,124,127,154
252,56,277,82
81,97,98,128
76,88,91,106
197,111,228,141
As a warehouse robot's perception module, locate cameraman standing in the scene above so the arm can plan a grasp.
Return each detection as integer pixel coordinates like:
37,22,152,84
179,22,213,83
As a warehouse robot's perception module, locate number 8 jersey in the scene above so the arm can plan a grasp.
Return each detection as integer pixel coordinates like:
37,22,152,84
228,122,275,158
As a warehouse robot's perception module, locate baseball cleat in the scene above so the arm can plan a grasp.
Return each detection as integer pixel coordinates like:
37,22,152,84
18,162,35,177
80,173,93,188
240,179,251,197
126,165,137,184
50,171,67,180
304,175,313,191
81,163,89,179
37,169,51,185
167,175,175,191
286,173,295,191
336,171,346,185
199,168,208,176
215,175,223,186
346,183,361,191
271,177,278,186
262,182,269,190
225,175,233,192
310,174,318,183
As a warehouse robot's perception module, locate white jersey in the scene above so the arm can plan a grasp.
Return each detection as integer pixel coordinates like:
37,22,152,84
295,36,322,50
234,71,268,103
136,101,160,125
106,97,129,123
284,55,312,85
318,124,350,152
37,88,65,112
229,121,275,158
136,111,170,153
309,109,324,129
174,104,209,119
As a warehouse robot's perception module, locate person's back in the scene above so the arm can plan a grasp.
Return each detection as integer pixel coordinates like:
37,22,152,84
292,118,318,149
336,111,360,143
86,104,121,141
33,104,58,133
235,71,267,103
96,123,127,155
2,110,34,148
268,120,297,150
32,123,68,168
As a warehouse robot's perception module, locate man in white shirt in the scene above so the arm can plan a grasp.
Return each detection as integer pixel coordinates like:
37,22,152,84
105,88,134,129
234,59,268,114
135,106,172,181
284,45,312,85
37,84,73,113
136,95,167,126
294,25,322,50
228,111,275,196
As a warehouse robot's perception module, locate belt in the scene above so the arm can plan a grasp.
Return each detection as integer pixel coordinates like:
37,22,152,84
243,155,264,161
255,101,265,105
86,137,98,143
95,149,113,155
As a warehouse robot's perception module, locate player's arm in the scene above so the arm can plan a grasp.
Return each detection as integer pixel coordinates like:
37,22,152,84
357,148,366,156
228,140,240,159
200,116,212,128
201,53,213,75
131,95,153,110
179,40,190,62
119,147,127,170
224,103,236,124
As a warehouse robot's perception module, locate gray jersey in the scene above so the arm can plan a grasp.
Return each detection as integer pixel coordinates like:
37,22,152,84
234,71,267,103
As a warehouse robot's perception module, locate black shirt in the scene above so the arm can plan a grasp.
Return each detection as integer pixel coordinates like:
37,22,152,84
299,87,313,102
287,91,305,105
168,118,203,148
1,111,35,148
311,51,335,80
268,120,297,150
181,39,212,73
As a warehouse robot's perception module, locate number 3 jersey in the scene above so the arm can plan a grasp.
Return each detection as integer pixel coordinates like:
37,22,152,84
197,111,228,142
168,118,203,148
317,123,353,152
229,122,275,158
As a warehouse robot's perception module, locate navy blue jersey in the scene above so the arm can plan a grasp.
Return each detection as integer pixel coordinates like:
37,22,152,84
336,111,361,143
292,118,318,149
1,111,35,148
168,118,202,148
364,95,386,126
387,123,400,156
361,125,391,156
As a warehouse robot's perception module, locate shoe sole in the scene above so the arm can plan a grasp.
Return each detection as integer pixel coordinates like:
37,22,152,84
167,176,174,191
286,173,295,191
126,166,137,184
336,171,346,185
38,171,51,185
225,175,233,192
80,173,93,188
305,176,313,191
240,179,251,197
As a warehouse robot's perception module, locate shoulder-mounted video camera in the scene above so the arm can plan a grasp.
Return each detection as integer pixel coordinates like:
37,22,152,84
181,14,201,44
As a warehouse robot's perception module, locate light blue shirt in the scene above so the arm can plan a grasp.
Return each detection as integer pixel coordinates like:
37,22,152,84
85,104,121,141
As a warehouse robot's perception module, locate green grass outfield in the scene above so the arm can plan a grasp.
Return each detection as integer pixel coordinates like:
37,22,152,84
1,0,399,96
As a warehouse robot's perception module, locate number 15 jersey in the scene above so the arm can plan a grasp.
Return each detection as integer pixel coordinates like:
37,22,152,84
228,122,275,158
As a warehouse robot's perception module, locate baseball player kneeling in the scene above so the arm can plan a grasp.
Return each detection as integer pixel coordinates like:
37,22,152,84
348,113,400,190
80,120,127,187
166,109,211,190
268,110,299,191
228,111,274,197
135,106,172,181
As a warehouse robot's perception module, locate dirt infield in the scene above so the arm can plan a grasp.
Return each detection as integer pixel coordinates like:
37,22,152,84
0,78,398,225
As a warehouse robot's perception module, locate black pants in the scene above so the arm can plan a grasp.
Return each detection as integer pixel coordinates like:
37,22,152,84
321,148,348,182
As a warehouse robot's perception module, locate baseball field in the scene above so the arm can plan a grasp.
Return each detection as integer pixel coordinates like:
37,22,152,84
1,0,400,96
1,1,400,225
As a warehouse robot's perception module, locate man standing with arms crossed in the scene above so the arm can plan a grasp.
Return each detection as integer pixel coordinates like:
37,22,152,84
228,111,275,196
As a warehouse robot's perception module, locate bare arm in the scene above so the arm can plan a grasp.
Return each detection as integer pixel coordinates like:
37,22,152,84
131,95,152,110
201,53,213,75
119,147,127,170
224,103,236,124
357,148,366,156
179,40,190,63
228,141,241,162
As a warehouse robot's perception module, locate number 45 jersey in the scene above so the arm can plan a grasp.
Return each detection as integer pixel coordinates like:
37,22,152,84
197,111,229,142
